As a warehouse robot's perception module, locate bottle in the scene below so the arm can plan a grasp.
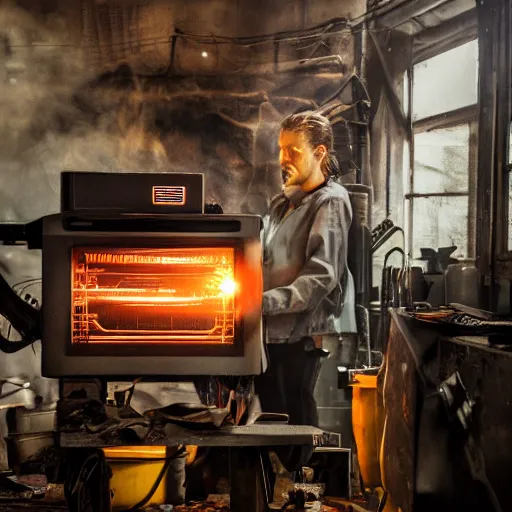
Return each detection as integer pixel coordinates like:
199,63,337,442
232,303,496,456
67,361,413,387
445,263,480,308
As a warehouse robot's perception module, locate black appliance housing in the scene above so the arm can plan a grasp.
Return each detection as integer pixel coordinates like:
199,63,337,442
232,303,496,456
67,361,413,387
14,172,264,378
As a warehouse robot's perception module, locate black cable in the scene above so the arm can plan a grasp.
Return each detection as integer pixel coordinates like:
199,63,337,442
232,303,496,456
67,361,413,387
175,17,349,46
0,331,37,353
121,446,187,512
130,19,351,78
65,449,112,512
15,281,41,298
350,0,411,27
12,278,41,291
0,272,40,353
4,279,41,351
377,490,389,512
320,72,356,107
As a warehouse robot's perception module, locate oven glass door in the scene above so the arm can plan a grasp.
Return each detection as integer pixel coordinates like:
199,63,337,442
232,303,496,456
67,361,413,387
71,246,238,345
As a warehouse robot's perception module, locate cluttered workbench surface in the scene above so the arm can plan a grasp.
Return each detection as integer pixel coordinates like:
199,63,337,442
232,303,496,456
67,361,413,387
59,424,340,449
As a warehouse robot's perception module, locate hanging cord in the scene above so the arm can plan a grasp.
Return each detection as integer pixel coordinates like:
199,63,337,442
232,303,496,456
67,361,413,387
6,279,42,350
65,450,111,512
73,454,101,512
66,446,187,512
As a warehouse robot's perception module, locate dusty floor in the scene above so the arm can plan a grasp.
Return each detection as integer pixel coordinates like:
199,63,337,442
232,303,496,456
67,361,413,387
0,506,66,511
0,502,364,512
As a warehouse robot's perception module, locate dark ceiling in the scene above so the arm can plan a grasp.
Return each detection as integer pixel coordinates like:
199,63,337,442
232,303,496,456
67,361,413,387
366,0,475,34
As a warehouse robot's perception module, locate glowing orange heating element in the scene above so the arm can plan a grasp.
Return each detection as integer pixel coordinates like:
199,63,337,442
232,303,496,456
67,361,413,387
71,247,239,345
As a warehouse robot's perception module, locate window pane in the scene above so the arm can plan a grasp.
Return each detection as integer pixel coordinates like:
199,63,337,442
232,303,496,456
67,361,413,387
413,40,478,121
412,195,468,259
403,70,410,119
508,125,512,251
403,139,410,195
413,125,469,194
404,198,411,257
509,122,512,165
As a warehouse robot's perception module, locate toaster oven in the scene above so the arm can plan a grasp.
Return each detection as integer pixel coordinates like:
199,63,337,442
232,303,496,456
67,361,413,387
4,172,264,378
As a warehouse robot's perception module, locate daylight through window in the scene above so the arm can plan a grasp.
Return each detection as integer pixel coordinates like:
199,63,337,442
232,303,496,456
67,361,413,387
406,39,479,261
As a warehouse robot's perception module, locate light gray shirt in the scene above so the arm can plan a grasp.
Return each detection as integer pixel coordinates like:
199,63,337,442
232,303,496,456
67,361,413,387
262,180,357,343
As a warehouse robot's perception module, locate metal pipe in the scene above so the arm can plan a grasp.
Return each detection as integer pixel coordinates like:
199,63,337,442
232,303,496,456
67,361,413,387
368,30,410,139
372,0,452,30
407,67,414,259
405,191,469,199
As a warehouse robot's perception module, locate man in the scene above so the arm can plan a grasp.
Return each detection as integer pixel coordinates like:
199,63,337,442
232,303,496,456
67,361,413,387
256,111,356,469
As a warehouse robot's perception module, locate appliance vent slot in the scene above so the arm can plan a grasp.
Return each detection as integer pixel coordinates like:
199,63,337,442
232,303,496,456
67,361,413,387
152,186,186,206
63,217,241,233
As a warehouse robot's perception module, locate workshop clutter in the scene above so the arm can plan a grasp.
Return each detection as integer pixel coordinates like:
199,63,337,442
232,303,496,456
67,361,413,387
7,406,56,468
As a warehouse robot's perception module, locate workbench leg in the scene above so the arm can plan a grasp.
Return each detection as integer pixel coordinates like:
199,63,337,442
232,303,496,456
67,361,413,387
229,447,268,512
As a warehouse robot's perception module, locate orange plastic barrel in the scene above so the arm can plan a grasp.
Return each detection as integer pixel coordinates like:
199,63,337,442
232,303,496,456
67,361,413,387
351,374,384,489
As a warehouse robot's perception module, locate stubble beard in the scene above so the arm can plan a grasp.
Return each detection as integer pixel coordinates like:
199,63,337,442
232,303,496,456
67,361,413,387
282,165,308,187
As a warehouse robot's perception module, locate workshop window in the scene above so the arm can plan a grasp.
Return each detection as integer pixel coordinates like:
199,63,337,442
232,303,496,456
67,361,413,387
406,40,479,261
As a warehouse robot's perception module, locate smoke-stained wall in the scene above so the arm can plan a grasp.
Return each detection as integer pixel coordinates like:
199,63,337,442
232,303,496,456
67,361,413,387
78,0,364,71
0,0,365,418
0,0,363,218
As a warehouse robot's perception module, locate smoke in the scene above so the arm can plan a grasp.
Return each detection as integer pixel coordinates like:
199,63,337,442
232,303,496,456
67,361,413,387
0,5,360,431
0,6,273,269
0,3,272,414
0,3,359,264
0,6,122,406
0,8,264,223
0,7,118,222
0,5,356,221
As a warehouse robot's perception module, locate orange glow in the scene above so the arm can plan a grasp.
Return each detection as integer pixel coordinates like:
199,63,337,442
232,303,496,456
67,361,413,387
103,446,167,459
219,277,236,296
71,247,239,345
237,240,263,319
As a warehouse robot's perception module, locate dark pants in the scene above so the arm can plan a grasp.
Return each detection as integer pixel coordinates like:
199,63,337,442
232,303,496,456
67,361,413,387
255,338,323,471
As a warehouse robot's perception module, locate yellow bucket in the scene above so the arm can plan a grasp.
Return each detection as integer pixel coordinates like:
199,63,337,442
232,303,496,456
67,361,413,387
103,445,196,510
104,446,169,510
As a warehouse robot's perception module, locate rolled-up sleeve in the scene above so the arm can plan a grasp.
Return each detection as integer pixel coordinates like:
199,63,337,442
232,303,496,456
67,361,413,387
262,197,350,316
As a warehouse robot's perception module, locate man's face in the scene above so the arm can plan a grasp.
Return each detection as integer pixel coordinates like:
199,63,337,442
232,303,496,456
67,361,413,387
278,129,316,188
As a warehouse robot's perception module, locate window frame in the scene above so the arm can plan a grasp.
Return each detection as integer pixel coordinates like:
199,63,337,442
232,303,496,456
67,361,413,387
405,45,479,261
